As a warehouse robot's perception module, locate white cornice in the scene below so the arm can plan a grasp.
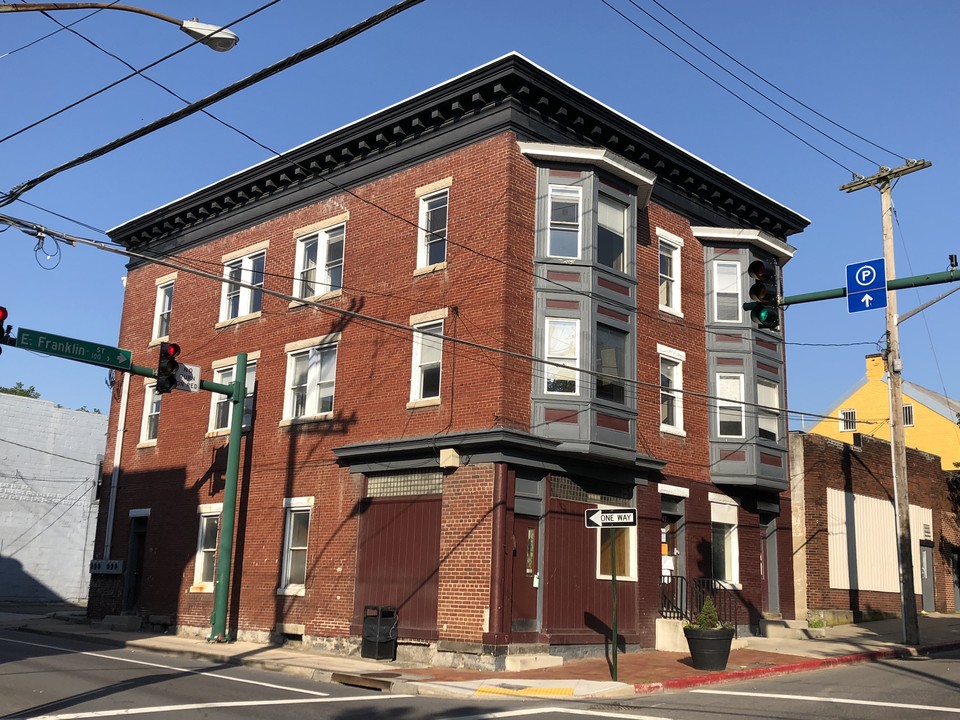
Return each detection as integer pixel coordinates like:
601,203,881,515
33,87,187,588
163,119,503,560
691,226,796,264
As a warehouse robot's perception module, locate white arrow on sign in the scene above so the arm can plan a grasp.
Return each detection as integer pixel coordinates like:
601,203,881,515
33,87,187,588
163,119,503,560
584,508,637,528
861,294,874,307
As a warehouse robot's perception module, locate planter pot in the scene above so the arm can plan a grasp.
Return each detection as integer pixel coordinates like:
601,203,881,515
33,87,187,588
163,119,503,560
683,626,735,671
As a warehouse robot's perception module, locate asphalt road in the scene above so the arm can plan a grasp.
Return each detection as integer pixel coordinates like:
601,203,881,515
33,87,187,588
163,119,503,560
2,628,958,720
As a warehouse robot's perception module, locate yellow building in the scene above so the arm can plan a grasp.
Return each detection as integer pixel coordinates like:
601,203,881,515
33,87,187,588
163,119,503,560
808,354,960,471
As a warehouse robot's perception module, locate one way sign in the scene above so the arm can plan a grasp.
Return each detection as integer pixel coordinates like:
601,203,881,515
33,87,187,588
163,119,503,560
584,508,637,528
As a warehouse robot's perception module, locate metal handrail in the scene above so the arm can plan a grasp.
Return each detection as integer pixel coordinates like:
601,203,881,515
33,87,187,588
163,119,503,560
659,575,740,636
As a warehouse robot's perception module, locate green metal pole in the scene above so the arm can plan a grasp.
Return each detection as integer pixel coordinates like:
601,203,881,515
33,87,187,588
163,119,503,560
610,527,618,682
209,352,247,642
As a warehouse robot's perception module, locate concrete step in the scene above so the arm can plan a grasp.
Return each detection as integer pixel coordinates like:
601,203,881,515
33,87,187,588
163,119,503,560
98,614,142,632
503,653,563,672
760,617,825,640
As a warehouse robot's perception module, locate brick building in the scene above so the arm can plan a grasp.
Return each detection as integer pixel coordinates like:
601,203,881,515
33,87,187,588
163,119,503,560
790,431,960,621
89,54,809,667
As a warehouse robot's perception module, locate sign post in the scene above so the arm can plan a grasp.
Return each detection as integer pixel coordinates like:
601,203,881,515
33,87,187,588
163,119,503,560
585,508,638,681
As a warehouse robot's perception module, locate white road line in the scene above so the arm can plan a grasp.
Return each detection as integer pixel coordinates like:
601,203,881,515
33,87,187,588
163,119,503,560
1,637,328,696
445,708,673,719
694,689,960,714
7,694,411,719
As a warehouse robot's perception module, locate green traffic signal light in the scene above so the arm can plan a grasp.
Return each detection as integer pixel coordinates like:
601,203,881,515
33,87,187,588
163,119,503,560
748,260,781,331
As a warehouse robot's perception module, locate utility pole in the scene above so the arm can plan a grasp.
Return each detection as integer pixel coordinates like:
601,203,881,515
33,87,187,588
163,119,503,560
840,159,930,646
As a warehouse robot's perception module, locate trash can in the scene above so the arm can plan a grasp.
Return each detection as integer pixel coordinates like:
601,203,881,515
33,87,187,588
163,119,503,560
360,605,398,660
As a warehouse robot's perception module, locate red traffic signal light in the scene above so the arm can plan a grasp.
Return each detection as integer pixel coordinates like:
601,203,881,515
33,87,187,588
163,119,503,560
0,307,7,326
156,341,181,394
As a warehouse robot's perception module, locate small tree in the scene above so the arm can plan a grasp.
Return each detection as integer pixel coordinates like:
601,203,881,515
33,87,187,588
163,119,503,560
694,595,721,630
0,382,40,399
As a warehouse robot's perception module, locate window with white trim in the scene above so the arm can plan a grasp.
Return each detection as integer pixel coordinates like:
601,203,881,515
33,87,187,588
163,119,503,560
544,318,579,394
714,261,741,323
193,507,220,592
141,384,160,443
757,379,780,442
548,185,581,259
417,190,448,268
840,408,857,433
153,281,174,340
596,509,638,581
210,361,257,431
658,232,682,314
717,373,745,438
903,404,914,427
280,499,312,592
411,320,443,401
295,224,344,299
710,497,739,585
597,194,626,272
220,250,265,321
285,343,337,419
659,345,685,433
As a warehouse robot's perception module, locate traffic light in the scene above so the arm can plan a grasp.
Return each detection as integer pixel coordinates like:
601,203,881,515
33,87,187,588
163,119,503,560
156,341,181,394
748,260,780,331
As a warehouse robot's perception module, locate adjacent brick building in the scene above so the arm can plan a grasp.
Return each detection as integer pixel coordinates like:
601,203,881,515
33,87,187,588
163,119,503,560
88,54,810,667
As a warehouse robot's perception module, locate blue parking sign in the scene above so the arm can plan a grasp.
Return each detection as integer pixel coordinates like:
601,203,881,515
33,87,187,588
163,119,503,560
846,258,887,314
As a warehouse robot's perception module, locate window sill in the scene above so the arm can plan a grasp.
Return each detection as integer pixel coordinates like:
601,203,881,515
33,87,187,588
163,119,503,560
276,585,306,597
660,425,687,437
148,336,168,347
279,413,333,427
406,397,441,409
413,261,447,277
189,584,214,593
597,574,638,583
137,440,157,449
205,427,250,438
215,311,262,329
659,305,683,319
288,289,343,309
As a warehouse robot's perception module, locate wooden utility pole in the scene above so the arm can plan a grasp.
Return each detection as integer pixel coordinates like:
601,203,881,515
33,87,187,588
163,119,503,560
840,160,930,646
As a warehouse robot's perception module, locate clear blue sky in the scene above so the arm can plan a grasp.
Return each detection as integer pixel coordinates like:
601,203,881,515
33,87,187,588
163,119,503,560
1,1,957,431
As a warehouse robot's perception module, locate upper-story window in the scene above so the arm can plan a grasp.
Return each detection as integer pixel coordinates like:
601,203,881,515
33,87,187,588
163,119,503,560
140,383,160,443
714,261,741,323
210,360,257,431
285,342,338,420
153,277,174,340
597,194,627,272
903,404,914,427
220,247,265,322
545,317,579,394
411,320,443,401
658,230,683,315
839,408,857,432
596,323,626,404
658,344,686,434
417,190,448,268
548,185,581,259
757,379,780,441
717,372,745,438
295,224,344,299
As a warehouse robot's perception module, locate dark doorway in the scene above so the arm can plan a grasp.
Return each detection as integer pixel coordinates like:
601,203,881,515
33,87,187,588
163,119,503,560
760,514,780,616
511,515,540,631
122,516,148,613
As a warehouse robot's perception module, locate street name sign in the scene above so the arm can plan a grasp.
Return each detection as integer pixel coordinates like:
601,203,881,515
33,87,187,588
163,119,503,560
846,258,888,314
584,508,637,528
175,363,201,393
16,328,132,371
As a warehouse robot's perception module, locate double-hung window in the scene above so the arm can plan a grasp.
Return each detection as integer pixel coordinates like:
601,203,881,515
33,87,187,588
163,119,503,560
596,324,626,404
757,379,780,442
548,185,581,259
279,498,313,593
284,341,337,420
210,360,257,431
417,190,448,268
153,277,174,340
141,384,160,443
597,194,626,272
714,261,741,323
544,318,579,395
295,224,344,299
717,373,745,438
658,345,685,433
658,230,683,314
220,248,265,322
411,320,443,401
710,496,739,585
193,504,221,592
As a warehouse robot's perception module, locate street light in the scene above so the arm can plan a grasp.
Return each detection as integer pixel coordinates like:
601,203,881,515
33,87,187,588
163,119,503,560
0,3,239,52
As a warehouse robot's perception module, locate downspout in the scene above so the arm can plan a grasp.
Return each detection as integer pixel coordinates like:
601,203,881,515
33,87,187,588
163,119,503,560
103,371,130,559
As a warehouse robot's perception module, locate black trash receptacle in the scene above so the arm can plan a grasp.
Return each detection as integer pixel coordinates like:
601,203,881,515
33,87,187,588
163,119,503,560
360,605,398,660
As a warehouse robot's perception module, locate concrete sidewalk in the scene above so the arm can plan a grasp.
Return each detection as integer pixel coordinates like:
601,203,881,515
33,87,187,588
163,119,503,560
2,609,959,700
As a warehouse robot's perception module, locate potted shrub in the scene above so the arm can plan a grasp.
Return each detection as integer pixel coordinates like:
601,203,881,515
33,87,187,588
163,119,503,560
683,595,735,671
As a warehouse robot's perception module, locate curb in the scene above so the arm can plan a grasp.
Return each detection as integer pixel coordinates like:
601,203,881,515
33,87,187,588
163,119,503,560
633,641,960,695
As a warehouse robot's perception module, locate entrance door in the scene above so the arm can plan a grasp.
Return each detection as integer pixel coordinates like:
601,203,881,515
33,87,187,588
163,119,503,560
760,516,780,616
123,516,147,613
920,543,935,613
511,515,540,632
